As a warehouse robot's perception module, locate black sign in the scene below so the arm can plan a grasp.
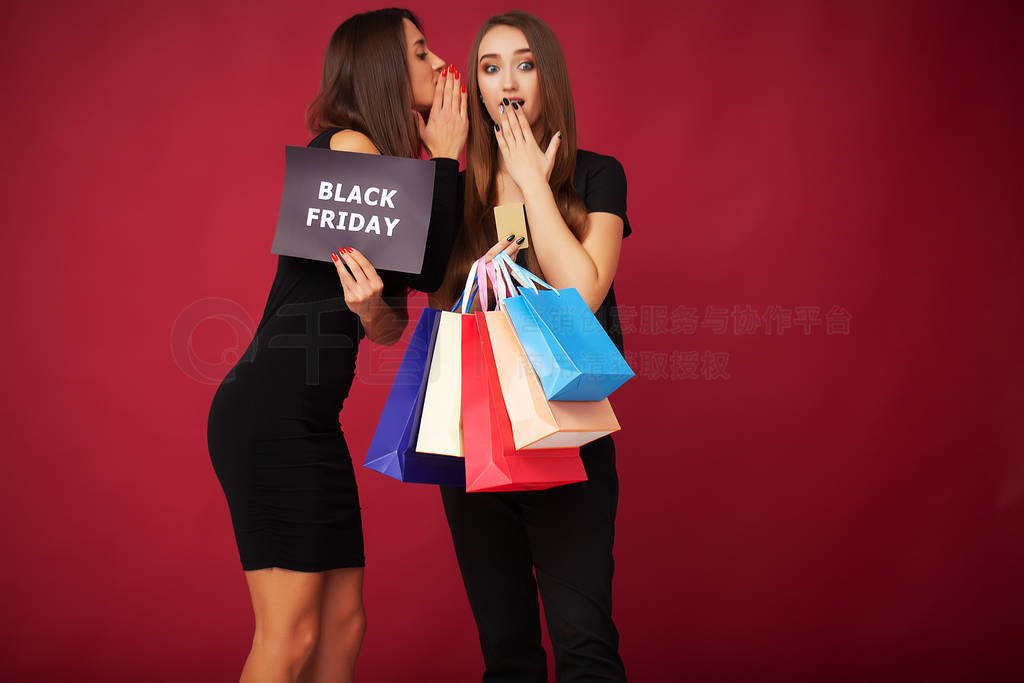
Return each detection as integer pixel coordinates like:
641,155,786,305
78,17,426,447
272,146,436,274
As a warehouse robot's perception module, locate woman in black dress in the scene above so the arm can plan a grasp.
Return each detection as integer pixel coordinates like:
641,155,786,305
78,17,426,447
206,9,467,682
431,12,630,682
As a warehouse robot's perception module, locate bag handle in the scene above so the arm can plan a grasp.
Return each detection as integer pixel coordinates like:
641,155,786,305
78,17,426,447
455,258,481,313
492,255,519,298
493,251,537,293
493,251,561,297
477,256,491,311
485,260,511,306
475,256,508,312
451,283,479,313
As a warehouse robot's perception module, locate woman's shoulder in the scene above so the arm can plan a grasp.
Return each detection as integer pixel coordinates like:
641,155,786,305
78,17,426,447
307,127,378,154
574,148,627,197
574,148,631,237
575,148,626,175
307,128,340,149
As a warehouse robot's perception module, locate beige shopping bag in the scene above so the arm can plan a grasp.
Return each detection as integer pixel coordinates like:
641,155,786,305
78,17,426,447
484,310,620,450
415,310,464,457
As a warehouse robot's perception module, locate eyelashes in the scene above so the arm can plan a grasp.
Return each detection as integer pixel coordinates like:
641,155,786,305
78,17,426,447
482,61,535,74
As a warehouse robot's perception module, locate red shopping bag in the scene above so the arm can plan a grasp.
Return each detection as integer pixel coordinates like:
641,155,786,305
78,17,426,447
461,312,586,492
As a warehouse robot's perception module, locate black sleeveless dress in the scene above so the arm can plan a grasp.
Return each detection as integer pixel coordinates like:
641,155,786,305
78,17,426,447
207,128,461,572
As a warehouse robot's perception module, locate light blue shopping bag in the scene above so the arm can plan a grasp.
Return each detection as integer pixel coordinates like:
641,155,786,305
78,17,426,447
494,252,634,401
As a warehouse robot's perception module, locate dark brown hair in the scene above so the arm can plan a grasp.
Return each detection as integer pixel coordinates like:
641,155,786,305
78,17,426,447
306,8,423,158
435,11,588,310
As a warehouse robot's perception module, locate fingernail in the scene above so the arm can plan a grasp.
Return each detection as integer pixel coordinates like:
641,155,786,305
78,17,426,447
461,84,466,93
502,97,510,106
331,252,339,262
557,131,562,138
455,69,460,79
498,104,504,114
442,66,448,77
515,237,525,245
506,234,515,241
494,123,500,131
512,102,519,110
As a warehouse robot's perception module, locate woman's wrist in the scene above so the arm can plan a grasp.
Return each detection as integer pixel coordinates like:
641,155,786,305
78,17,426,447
355,295,387,325
430,148,461,161
358,297,403,344
519,175,553,202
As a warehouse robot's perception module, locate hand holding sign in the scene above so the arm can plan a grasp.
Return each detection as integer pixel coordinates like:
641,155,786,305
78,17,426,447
331,246,385,320
417,65,468,160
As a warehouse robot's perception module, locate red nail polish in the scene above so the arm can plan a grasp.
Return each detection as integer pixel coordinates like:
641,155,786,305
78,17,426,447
331,253,339,262
461,84,466,93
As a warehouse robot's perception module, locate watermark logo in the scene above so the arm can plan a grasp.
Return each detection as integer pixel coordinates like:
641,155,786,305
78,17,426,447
169,297,256,385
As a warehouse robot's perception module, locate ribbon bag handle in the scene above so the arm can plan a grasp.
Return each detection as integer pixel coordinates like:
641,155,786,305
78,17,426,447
454,258,481,313
485,260,511,307
494,251,561,297
473,256,505,312
477,256,491,311
451,283,479,313
492,255,519,299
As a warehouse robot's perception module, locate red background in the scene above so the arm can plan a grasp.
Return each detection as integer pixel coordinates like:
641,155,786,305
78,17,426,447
3,0,1022,681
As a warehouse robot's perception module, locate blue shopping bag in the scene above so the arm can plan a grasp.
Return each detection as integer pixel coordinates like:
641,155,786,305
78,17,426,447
495,252,634,401
363,307,466,485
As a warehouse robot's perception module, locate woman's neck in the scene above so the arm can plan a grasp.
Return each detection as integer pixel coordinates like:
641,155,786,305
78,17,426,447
495,166,524,205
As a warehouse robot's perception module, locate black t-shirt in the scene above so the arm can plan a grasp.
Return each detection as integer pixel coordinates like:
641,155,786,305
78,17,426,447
513,149,631,356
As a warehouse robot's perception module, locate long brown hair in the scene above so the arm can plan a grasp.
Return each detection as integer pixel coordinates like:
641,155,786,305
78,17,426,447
436,11,588,310
306,8,423,158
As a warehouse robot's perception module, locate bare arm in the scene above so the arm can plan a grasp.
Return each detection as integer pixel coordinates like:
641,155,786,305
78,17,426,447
520,181,623,312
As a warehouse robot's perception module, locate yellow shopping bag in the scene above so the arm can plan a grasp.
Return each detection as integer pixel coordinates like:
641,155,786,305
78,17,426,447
416,310,464,458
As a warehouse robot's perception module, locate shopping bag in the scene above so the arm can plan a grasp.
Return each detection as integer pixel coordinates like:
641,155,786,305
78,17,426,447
410,257,484,461
363,307,466,485
415,310,464,457
461,309,586,492
484,308,620,449
495,251,634,401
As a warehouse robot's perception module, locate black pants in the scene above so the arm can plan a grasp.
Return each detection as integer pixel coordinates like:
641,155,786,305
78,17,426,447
440,436,626,683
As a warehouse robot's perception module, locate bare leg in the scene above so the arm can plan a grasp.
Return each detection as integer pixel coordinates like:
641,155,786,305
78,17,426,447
297,568,366,683
240,567,325,683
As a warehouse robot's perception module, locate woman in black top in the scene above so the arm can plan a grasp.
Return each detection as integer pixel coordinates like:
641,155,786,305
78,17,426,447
206,9,467,682
431,11,630,683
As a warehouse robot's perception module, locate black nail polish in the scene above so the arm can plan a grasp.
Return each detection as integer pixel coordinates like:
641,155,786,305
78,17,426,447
502,97,510,106
557,131,562,138
494,123,500,131
515,237,525,245
506,234,515,241
512,102,519,110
